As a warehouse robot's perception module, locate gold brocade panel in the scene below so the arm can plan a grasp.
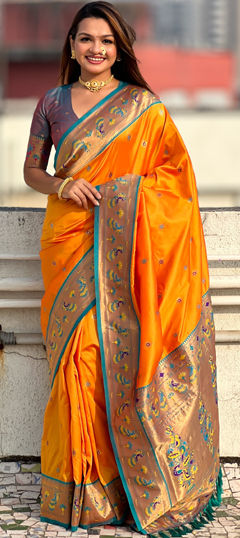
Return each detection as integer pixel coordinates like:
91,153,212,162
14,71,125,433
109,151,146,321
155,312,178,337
41,475,127,530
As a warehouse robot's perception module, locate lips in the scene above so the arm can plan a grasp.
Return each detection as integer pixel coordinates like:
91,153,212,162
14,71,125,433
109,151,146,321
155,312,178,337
86,56,105,63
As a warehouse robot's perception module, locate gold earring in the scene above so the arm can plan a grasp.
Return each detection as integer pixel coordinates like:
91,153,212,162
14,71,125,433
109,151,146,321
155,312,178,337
116,57,121,62
71,50,76,60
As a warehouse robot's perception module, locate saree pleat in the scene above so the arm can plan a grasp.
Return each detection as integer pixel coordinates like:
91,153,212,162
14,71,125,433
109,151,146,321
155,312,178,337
40,84,220,535
41,312,128,529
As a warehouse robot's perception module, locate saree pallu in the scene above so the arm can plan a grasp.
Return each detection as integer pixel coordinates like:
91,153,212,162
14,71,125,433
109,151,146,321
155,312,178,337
40,83,221,537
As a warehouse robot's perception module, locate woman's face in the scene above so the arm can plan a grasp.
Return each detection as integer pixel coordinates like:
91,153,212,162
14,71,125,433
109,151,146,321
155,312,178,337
70,17,118,79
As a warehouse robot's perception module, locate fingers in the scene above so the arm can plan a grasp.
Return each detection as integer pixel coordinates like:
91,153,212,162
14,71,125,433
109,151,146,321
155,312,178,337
69,191,83,208
62,177,102,209
71,191,86,208
80,178,102,200
79,183,100,207
78,178,101,205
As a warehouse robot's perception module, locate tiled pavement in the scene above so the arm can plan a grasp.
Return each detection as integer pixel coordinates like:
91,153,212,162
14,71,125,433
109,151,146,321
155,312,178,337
0,462,240,538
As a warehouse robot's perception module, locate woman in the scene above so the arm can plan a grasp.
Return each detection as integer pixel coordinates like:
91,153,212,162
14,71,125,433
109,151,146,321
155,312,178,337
24,2,221,536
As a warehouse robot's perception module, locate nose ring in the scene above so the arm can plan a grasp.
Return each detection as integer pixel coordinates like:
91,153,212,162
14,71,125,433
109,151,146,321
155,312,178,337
101,46,106,56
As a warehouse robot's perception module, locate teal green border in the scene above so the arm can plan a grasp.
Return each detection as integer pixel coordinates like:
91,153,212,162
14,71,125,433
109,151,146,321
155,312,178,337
94,179,144,533
40,475,129,532
78,511,128,530
41,472,74,485
41,472,120,490
54,81,127,168
40,513,127,532
40,468,222,534
51,298,96,388
126,178,172,508
95,177,172,513
46,245,93,340
148,467,222,537
89,101,161,165
40,516,69,529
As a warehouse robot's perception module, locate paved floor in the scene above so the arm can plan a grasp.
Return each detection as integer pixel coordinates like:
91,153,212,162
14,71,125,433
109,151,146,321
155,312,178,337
0,462,240,537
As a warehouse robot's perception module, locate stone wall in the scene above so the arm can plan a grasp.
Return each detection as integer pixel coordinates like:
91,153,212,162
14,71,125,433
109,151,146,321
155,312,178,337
0,208,239,457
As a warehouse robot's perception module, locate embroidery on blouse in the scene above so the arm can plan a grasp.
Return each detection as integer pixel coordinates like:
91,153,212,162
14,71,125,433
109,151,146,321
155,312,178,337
26,134,52,169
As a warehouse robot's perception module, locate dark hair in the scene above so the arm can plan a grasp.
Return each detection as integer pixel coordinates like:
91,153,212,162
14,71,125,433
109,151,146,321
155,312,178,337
60,1,152,92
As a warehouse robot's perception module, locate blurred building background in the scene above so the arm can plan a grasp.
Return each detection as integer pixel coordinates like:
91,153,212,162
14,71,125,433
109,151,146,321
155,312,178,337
0,0,240,207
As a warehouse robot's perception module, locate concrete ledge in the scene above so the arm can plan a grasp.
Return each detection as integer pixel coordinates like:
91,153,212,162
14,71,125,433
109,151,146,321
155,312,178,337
0,208,240,457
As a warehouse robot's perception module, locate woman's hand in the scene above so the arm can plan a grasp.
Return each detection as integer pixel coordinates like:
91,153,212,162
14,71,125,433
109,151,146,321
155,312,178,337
61,177,102,209
23,166,102,208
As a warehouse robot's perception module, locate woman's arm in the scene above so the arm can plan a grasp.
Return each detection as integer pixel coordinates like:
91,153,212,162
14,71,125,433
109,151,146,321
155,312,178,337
24,165,62,195
24,165,101,209
23,90,101,209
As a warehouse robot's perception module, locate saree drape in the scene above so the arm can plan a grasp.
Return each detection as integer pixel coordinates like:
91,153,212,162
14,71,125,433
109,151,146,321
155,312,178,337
40,83,221,536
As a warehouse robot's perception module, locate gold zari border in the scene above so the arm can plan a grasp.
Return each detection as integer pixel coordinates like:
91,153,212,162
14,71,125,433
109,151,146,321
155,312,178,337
40,474,127,529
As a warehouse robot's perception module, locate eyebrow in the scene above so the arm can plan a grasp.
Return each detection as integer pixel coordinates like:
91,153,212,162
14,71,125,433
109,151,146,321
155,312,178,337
77,32,114,37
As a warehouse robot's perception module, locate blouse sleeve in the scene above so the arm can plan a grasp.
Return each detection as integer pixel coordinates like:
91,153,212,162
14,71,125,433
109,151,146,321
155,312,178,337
25,93,53,170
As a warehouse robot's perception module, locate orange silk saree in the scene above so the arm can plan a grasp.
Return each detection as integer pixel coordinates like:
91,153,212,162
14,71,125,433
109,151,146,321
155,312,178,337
40,83,221,536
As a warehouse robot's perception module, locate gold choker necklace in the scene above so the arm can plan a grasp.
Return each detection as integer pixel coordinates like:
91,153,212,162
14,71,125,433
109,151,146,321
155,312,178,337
79,74,114,92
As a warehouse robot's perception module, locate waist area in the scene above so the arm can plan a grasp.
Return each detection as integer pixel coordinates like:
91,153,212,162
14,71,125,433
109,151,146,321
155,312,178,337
41,194,95,247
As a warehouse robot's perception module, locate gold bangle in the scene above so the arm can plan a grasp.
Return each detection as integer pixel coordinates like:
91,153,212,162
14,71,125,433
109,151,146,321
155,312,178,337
58,177,74,200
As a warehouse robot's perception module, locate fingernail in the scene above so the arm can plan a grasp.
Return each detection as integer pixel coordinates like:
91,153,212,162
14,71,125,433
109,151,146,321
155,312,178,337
96,201,100,206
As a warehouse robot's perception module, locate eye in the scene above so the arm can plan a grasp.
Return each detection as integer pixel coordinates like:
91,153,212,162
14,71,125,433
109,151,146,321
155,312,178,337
80,37,90,42
103,39,113,44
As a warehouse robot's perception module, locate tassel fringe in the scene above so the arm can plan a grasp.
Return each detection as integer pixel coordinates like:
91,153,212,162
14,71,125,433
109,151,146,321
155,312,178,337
150,467,223,538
